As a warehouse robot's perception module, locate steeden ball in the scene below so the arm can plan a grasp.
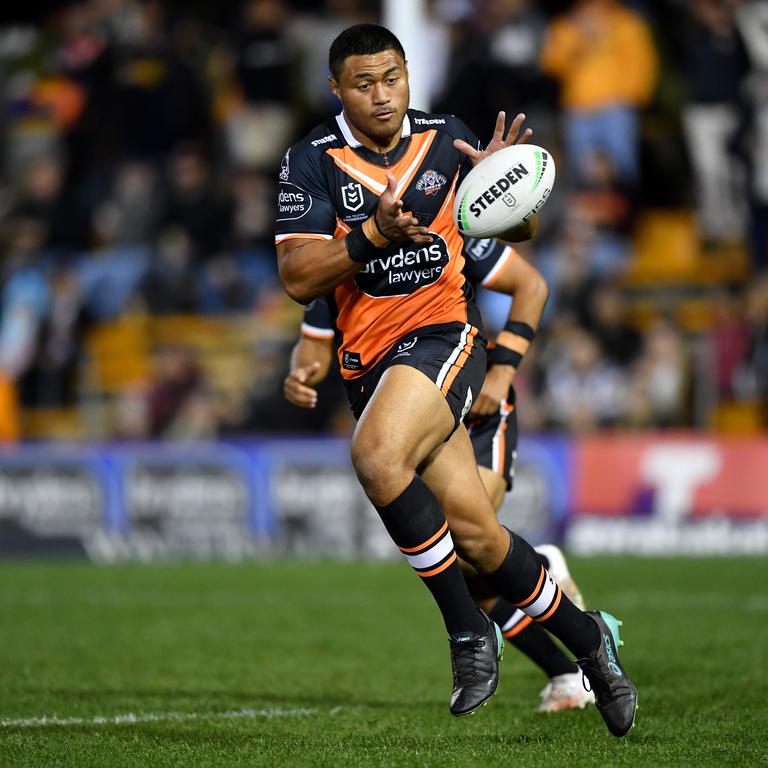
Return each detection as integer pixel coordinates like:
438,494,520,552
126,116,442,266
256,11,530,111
453,144,556,241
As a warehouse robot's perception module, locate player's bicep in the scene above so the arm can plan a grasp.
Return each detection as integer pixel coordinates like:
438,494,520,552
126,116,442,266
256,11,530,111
275,147,336,242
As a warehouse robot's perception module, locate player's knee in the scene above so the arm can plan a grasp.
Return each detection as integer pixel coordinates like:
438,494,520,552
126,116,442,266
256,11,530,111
351,437,409,503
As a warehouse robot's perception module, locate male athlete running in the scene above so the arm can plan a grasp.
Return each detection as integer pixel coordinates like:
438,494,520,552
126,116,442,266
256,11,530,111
276,23,636,733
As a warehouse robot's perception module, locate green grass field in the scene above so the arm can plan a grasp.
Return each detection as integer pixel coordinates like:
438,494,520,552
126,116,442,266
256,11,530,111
1,557,766,767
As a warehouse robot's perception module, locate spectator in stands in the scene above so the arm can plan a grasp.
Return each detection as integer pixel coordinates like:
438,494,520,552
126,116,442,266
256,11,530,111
12,155,87,255
0,218,50,383
158,142,231,261
567,148,635,275
145,345,209,438
739,274,768,422
539,0,658,186
227,0,298,169
542,323,628,431
109,161,161,245
584,281,643,367
628,317,690,428
18,266,87,407
76,202,149,321
733,0,768,270
681,0,750,244
288,0,370,125
141,226,200,314
435,0,557,145
708,287,750,401
110,0,211,161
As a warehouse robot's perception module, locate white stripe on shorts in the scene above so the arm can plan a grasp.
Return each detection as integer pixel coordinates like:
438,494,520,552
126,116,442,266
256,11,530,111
491,399,512,474
435,323,471,390
403,530,454,570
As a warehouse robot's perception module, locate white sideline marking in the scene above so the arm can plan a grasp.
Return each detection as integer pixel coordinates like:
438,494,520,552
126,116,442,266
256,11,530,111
0,706,324,729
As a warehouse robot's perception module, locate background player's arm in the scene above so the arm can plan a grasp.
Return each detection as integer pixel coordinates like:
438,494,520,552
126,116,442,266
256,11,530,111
469,254,549,417
284,336,334,409
277,175,430,304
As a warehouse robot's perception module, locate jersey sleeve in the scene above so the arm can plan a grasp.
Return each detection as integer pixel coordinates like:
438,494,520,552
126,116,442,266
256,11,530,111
300,296,335,339
275,144,337,244
462,237,515,289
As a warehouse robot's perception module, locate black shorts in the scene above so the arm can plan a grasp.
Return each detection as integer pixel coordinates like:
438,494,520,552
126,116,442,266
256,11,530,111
465,388,518,490
344,319,487,430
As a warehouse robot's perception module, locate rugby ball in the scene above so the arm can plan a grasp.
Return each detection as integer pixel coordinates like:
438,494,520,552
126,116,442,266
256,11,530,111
453,144,555,239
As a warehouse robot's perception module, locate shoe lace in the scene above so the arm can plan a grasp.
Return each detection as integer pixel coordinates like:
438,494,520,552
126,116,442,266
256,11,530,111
451,638,482,685
577,658,611,701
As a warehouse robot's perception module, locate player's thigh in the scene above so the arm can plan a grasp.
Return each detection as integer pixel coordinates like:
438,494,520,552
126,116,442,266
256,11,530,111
351,364,455,474
419,425,507,562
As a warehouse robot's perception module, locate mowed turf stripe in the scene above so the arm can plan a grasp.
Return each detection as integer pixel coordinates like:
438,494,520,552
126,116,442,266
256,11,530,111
0,706,336,728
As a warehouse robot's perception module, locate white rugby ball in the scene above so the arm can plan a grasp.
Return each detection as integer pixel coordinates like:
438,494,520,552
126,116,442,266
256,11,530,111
453,144,555,238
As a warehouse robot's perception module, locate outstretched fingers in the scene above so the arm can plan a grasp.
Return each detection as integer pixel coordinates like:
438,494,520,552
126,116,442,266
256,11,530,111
506,112,533,145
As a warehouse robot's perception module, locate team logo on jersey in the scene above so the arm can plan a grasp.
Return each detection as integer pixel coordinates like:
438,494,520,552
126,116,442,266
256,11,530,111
279,149,290,182
341,182,365,211
416,169,448,196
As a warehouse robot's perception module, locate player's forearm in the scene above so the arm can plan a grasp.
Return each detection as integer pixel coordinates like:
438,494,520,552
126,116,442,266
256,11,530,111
497,269,549,343
490,269,548,370
290,338,333,384
278,218,390,304
278,239,361,304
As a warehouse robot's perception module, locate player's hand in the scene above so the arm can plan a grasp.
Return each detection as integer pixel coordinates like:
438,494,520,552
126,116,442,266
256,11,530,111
284,362,322,408
454,112,533,167
468,364,516,417
375,173,433,244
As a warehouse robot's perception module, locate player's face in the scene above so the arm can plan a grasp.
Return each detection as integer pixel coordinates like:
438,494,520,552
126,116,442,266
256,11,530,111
330,50,410,152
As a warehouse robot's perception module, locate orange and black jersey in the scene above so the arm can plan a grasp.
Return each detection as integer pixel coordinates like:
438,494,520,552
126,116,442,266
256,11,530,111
275,108,483,379
301,237,518,343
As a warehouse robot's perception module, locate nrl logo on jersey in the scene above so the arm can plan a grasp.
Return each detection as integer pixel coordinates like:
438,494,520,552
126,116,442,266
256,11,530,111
416,169,447,196
279,149,290,181
341,182,365,211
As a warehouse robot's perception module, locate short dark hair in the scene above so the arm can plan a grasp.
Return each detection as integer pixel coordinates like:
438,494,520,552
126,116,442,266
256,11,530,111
329,24,406,79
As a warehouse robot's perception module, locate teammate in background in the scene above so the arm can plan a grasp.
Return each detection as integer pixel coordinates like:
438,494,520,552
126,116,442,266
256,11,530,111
275,23,636,733
286,237,595,713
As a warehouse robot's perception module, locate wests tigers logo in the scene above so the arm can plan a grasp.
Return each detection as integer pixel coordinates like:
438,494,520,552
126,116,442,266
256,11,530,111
416,169,448,196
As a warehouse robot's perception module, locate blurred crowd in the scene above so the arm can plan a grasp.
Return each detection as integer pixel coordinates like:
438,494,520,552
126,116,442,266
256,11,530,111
0,0,767,441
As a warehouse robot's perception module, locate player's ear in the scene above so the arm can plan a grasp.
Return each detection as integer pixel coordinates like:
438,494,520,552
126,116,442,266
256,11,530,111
328,75,340,100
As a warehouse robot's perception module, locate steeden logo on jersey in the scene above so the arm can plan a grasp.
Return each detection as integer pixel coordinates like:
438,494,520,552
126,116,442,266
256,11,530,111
416,169,448,196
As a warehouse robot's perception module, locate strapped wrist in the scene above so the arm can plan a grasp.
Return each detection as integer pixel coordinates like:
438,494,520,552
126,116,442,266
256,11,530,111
503,320,535,340
488,344,524,369
345,225,375,263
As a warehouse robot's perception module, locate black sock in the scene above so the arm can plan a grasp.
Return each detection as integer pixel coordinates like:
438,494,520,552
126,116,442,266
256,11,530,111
488,598,577,677
375,476,486,637
487,529,599,658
